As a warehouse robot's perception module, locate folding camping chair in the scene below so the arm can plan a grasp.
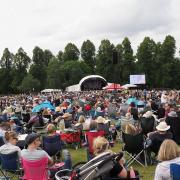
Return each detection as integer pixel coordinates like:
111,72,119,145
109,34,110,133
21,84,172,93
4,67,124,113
42,134,62,161
140,117,155,136
0,151,21,179
85,130,105,161
122,132,147,167
170,163,180,180
21,157,49,180
0,136,5,147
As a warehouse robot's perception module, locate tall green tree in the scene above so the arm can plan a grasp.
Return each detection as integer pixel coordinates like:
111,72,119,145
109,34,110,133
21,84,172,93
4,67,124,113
158,35,176,87
121,37,135,84
60,61,91,88
44,49,54,66
62,43,80,61
11,48,31,91
136,37,157,87
13,47,31,70
81,40,95,73
46,57,64,89
0,48,14,69
19,73,41,92
96,39,114,82
30,46,46,89
32,46,45,65
0,48,14,93
57,50,63,62
114,44,123,83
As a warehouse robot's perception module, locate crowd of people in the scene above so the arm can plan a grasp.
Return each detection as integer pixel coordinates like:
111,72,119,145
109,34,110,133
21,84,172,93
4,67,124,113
0,89,180,179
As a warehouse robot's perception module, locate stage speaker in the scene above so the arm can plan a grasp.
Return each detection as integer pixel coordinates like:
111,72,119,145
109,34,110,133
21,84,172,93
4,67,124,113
113,51,118,64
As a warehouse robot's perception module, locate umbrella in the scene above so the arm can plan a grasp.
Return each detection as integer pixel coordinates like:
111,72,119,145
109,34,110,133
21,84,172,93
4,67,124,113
137,100,145,106
32,104,43,113
32,101,55,112
126,97,138,105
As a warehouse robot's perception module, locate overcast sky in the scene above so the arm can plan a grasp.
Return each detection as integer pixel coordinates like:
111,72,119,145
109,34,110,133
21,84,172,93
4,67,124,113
0,0,180,57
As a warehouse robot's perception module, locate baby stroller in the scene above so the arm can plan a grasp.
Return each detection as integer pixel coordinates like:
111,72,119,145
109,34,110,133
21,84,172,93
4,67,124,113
55,152,140,180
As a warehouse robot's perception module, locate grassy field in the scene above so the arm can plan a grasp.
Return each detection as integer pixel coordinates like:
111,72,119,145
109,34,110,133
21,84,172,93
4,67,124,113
69,142,156,180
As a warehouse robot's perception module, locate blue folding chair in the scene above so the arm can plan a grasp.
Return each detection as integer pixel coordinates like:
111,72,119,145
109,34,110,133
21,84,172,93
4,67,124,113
42,134,62,161
170,163,180,180
0,151,21,179
0,136,5,147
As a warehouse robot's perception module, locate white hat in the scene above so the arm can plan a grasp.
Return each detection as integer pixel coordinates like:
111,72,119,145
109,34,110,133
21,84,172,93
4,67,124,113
96,116,106,124
143,111,153,118
104,119,111,124
96,107,102,112
156,122,170,131
168,111,178,117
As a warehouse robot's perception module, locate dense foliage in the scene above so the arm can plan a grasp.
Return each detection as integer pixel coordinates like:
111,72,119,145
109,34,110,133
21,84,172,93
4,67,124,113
0,35,180,93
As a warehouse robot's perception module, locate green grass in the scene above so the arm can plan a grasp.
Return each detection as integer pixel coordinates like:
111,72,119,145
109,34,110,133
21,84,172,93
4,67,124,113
69,142,156,180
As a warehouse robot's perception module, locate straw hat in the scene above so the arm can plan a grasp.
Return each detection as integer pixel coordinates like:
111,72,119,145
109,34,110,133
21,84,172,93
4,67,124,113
96,116,106,124
15,107,22,113
156,122,170,131
55,107,61,112
143,111,153,118
62,113,72,119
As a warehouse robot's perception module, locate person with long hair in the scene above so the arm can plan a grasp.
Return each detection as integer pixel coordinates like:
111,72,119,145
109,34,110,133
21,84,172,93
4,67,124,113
154,139,180,180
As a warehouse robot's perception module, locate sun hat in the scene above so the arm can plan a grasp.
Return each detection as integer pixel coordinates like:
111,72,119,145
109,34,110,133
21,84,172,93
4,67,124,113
156,121,170,131
96,107,102,112
25,133,40,145
143,111,153,118
168,111,178,117
55,107,61,112
96,116,106,124
62,113,72,119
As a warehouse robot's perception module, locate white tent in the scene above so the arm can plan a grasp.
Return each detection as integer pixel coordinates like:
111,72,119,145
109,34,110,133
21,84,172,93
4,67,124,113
41,89,62,93
122,84,137,89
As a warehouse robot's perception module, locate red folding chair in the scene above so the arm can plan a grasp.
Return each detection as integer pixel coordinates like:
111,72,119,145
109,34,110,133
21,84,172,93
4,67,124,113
85,130,105,160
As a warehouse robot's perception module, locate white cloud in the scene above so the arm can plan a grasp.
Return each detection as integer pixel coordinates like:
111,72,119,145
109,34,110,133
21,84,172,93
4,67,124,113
0,0,180,57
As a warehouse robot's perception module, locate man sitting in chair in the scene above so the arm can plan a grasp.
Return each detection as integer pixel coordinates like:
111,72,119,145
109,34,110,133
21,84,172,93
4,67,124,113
147,121,173,155
21,133,53,165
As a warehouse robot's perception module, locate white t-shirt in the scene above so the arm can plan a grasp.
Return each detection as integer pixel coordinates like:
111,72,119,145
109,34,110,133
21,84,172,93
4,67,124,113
154,157,180,180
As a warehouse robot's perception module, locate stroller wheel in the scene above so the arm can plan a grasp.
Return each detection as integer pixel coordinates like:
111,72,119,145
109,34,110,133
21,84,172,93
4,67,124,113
55,169,72,180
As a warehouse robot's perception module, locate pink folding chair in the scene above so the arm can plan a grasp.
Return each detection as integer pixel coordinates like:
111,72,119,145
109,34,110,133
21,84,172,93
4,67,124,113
21,157,49,180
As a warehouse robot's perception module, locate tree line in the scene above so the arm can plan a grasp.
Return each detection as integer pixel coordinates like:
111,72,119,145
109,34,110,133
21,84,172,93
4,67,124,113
0,35,180,94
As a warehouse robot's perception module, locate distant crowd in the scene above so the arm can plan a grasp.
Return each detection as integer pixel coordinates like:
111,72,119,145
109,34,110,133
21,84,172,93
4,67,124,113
0,89,180,179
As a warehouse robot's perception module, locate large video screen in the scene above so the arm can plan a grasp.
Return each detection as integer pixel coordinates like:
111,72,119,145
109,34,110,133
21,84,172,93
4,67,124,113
130,75,146,84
